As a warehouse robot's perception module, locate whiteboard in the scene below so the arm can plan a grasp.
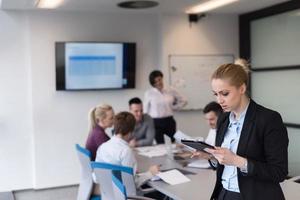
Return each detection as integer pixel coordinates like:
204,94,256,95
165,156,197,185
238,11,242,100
169,55,234,110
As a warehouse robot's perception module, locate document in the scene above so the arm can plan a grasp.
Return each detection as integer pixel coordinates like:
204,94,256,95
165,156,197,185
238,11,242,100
161,168,196,175
136,145,167,157
138,150,167,158
187,159,210,169
174,130,193,142
136,144,178,157
154,169,191,185
174,130,204,143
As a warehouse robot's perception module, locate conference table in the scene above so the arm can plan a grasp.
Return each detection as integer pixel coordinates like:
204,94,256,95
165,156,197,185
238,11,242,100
135,146,300,200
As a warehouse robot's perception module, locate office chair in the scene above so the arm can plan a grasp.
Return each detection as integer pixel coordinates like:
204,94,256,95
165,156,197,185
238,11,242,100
75,144,99,200
112,173,127,200
91,162,155,200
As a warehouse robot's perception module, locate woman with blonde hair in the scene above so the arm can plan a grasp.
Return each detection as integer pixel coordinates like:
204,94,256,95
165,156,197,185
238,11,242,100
204,59,288,200
85,104,114,161
193,59,288,200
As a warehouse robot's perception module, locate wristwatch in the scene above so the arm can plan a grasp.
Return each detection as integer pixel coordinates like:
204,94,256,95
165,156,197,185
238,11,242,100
240,159,248,173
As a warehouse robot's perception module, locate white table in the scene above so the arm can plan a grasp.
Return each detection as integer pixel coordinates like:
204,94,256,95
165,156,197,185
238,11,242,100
136,150,300,200
148,169,215,200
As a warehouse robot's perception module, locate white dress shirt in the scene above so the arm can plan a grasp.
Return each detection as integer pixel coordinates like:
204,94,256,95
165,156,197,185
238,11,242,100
96,136,152,187
221,104,249,193
205,128,216,146
144,87,187,118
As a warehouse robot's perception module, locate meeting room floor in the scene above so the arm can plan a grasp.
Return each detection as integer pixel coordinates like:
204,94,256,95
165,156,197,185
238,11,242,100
4,185,77,200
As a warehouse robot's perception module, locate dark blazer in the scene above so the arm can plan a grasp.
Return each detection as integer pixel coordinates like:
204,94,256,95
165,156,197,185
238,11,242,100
211,100,289,200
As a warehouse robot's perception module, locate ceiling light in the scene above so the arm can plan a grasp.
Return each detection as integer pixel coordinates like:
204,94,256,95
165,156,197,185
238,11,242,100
36,0,64,9
186,0,239,14
117,1,159,9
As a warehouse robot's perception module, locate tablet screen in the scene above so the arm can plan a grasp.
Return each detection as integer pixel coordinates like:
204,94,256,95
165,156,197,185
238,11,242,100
181,139,215,152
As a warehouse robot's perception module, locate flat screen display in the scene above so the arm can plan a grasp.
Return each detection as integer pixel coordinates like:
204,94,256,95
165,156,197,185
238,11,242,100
55,42,136,90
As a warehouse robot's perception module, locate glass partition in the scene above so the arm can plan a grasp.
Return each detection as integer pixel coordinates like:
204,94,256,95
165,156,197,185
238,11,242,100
251,9,300,68
287,128,300,177
251,70,300,124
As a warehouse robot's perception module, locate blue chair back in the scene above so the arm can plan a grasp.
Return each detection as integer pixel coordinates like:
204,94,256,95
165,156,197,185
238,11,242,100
112,174,127,200
91,162,135,200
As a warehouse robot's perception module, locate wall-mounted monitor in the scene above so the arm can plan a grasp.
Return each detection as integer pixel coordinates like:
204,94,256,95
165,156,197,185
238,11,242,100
55,42,136,90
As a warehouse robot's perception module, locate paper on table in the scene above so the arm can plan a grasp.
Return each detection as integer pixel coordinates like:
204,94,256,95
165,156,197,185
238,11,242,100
155,169,191,185
138,150,167,157
174,130,193,142
174,130,204,143
136,145,164,153
136,145,167,157
187,159,210,168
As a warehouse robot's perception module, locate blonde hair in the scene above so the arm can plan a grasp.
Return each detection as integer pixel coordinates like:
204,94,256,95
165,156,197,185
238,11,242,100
89,104,113,130
211,58,250,88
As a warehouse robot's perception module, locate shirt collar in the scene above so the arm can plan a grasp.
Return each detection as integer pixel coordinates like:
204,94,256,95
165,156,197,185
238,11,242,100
138,114,147,124
112,135,129,146
152,87,165,93
229,101,250,124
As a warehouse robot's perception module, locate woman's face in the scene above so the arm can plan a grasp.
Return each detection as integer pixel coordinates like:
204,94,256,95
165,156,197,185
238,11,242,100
153,76,164,90
211,78,246,113
99,110,114,129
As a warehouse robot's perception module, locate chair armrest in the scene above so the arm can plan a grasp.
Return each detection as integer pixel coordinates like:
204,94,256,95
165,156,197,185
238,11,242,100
139,187,155,193
127,195,155,200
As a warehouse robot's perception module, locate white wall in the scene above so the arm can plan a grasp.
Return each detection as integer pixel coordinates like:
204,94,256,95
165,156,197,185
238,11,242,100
26,11,160,188
0,10,238,191
161,14,239,138
0,11,33,191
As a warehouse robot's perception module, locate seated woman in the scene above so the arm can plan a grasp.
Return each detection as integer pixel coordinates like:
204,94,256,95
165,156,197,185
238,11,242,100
85,104,114,161
96,111,160,187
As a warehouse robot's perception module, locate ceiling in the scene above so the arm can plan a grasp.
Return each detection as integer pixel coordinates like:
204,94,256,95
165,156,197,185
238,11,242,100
0,0,290,14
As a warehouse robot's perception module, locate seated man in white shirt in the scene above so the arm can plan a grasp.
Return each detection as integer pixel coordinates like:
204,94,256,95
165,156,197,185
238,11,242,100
128,97,155,147
96,111,160,188
203,101,223,146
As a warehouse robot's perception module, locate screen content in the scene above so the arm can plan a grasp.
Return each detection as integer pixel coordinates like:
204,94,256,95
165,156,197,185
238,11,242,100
65,43,124,89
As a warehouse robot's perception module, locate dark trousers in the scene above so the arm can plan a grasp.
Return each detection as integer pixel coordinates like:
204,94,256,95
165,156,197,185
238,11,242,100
217,188,242,200
153,116,176,144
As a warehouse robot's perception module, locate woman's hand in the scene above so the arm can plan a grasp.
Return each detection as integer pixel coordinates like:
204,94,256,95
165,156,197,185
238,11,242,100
191,151,212,160
205,147,246,167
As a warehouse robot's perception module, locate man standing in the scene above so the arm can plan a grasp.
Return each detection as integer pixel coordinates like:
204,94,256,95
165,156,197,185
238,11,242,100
128,97,155,147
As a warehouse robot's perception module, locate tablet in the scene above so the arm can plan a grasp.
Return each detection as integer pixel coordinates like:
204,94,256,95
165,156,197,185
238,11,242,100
181,139,215,152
